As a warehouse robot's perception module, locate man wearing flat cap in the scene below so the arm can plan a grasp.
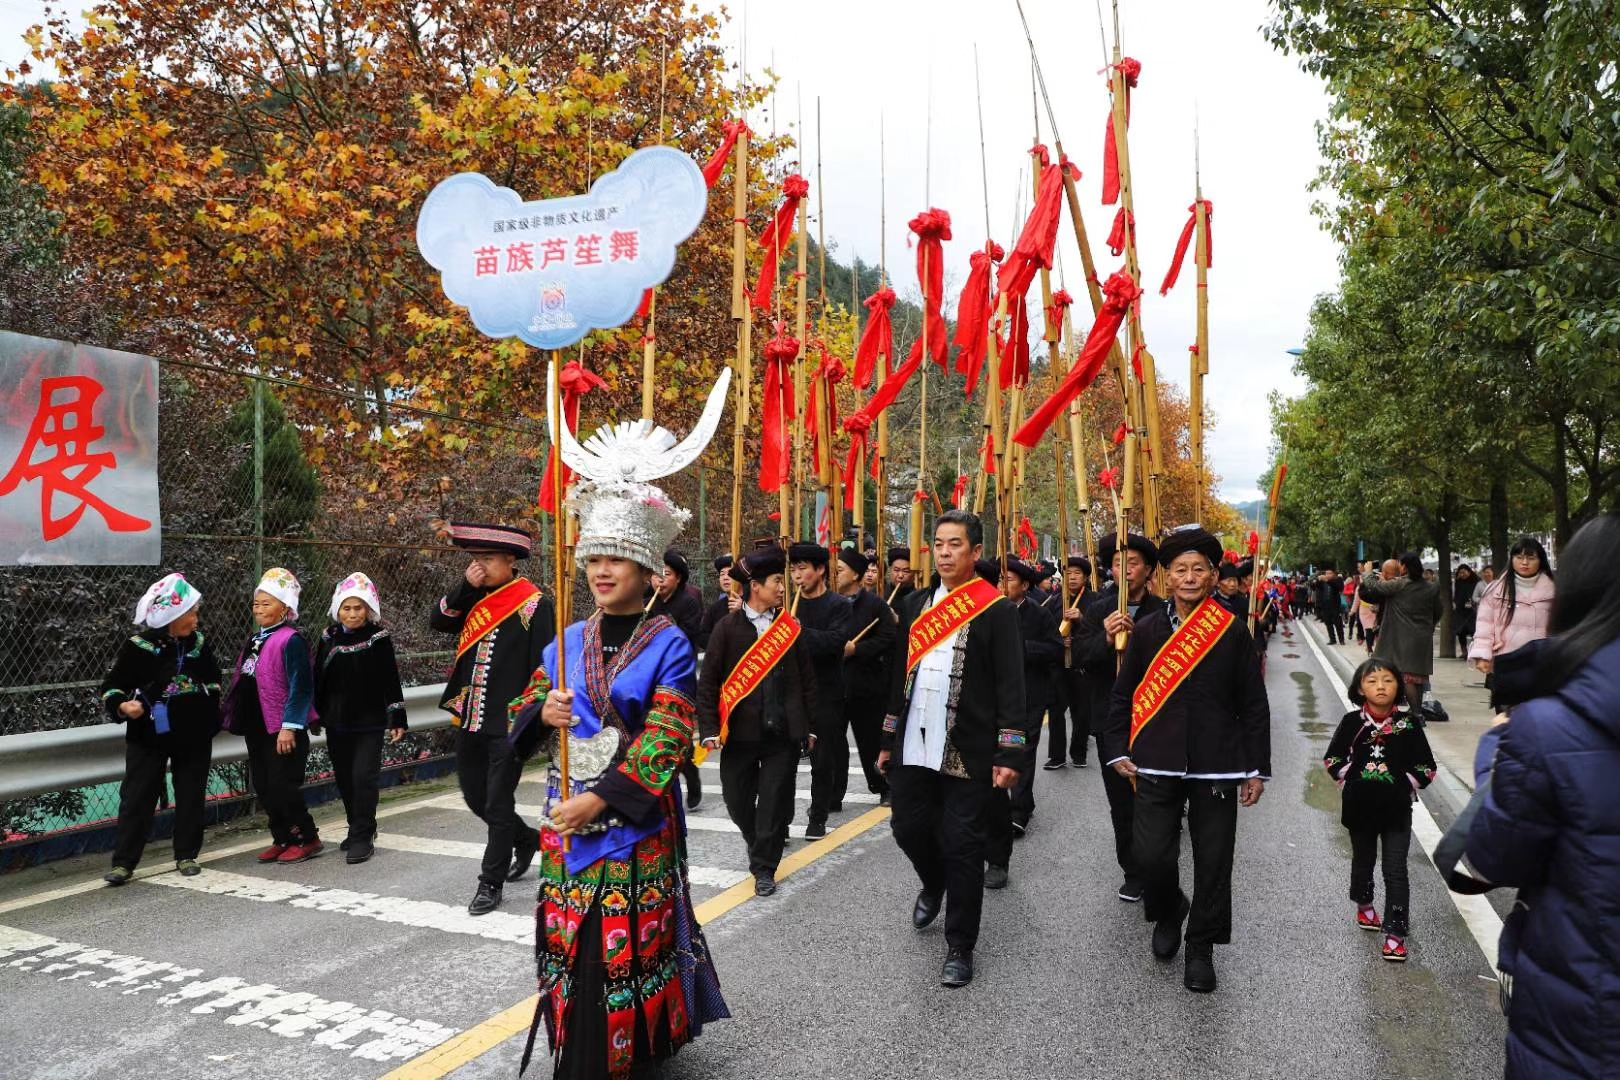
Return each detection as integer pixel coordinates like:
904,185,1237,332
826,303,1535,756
789,542,853,839
701,554,737,645
1102,525,1271,994
1047,556,1095,770
835,547,897,806
430,522,557,916
983,557,1063,889
886,547,915,608
1214,559,1249,622
1074,532,1166,902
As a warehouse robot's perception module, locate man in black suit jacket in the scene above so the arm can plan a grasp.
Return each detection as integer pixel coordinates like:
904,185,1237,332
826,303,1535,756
1073,532,1164,903
834,547,897,805
877,510,1027,988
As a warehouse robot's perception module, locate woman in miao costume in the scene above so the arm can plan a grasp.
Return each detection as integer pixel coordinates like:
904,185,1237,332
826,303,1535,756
508,369,733,1079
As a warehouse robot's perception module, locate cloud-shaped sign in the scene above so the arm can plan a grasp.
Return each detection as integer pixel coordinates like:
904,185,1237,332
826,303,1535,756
416,146,708,350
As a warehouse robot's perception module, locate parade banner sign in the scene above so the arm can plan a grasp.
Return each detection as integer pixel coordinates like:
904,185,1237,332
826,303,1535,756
415,146,709,350
0,331,160,566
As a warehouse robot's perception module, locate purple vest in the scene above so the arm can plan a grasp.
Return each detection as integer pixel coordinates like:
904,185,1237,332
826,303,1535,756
224,625,316,734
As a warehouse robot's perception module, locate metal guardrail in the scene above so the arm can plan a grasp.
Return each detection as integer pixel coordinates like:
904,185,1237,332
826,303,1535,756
0,684,451,803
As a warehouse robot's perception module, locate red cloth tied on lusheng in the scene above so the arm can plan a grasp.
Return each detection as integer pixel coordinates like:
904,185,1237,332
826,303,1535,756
702,119,752,188
1112,422,1130,447
951,474,970,508
999,297,1032,391
1102,58,1141,206
1099,465,1122,492
538,362,607,511
1107,208,1135,258
981,430,998,476
910,209,953,368
997,147,1070,302
842,415,870,510
759,331,799,493
1159,200,1213,296
752,175,811,311
1016,518,1038,560
1045,289,1074,335
853,288,897,391
1013,270,1141,448
952,243,1002,394
806,342,846,471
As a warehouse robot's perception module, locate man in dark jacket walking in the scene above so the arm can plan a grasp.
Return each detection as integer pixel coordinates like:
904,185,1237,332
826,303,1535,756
835,547,896,805
790,542,853,838
1315,566,1346,645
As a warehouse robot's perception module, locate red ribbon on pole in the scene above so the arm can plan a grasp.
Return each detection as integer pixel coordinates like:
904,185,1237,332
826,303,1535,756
951,474,970,508
852,288,896,391
1016,518,1038,560
997,146,1069,302
1106,208,1135,258
1045,288,1074,336
981,430,998,476
999,297,1032,391
702,119,752,188
952,242,1003,394
1013,271,1141,448
1159,200,1213,296
806,342,846,471
842,415,869,511
538,362,607,511
759,329,799,493
911,208,952,368
752,175,811,311
1099,466,1122,492
1102,58,1141,206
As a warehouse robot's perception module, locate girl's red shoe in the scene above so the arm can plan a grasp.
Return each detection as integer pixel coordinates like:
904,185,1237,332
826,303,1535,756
1356,905,1382,931
257,844,288,863
1382,935,1408,962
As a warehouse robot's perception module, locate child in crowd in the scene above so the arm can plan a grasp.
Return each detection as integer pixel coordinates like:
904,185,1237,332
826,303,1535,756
314,572,407,864
224,567,322,863
1323,658,1437,962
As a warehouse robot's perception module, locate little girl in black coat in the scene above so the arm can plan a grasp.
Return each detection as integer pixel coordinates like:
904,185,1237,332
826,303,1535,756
314,573,407,864
1323,657,1438,962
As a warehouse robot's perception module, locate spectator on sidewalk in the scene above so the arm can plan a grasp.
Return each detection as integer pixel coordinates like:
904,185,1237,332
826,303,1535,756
1468,513,1620,1080
1469,537,1556,712
1452,565,1481,656
1315,566,1346,645
1360,555,1444,709
1350,562,1380,653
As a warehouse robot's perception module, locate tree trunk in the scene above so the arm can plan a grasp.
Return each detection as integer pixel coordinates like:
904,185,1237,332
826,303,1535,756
1551,419,1572,551
1489,472,1509,573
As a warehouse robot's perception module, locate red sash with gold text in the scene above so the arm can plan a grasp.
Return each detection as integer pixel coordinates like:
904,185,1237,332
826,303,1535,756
455,578,541,661
905,577,1003,674
717,612,802,742
1129,597,1236,749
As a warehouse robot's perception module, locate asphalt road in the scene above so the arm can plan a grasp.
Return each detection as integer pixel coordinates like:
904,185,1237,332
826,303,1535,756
0,623,1507,1080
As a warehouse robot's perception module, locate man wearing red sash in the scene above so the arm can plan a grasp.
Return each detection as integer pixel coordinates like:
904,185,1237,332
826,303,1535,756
1102,525,1271,994
698,548,816,897
877,510,1027,988
430,522,556,915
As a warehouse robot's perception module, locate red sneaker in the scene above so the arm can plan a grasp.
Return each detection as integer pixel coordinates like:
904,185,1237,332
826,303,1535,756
257,844,288,863
1356,905,1383,932
1382,935,1407,962
276,839,324,864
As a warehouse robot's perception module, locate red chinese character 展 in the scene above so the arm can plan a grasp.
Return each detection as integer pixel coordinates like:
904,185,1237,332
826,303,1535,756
610,229,640,262
541,237,568,269
474,246,500,277
506,242,535,273
0,375,153,542
575,233,603,266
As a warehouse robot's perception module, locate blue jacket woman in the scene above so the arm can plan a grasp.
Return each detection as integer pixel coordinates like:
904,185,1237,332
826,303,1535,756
1468,514,1620,1080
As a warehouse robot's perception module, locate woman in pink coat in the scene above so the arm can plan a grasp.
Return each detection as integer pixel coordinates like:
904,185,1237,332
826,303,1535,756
1470,537,1556,709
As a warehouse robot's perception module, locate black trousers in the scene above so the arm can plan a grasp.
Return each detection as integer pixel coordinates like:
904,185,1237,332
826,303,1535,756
846,693,889,795
807,710,850,823
1323,610,1346,645
112,736,212,870
719,738,800,876
244,727,316,846
1134,774,1240,946
1349,827,1412,936
328,729,386,842
889,765,993,951
1097,737,1137,879
456,727,539,887
1046,668,1090,765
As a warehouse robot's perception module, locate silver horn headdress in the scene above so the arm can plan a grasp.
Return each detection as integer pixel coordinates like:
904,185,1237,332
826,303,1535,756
547,362,733,572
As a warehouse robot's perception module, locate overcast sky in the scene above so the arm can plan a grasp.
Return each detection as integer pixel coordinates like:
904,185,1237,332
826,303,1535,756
0,0,1341,502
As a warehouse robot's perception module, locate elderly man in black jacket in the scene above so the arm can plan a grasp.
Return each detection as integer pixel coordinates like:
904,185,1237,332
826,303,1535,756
834,547,897,805
789,542,853,839
698,549,816,898
1103,525,1271,994
877,510,1027,988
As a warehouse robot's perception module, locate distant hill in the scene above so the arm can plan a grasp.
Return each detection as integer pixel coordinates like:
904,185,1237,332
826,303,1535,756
1227,499,1266,524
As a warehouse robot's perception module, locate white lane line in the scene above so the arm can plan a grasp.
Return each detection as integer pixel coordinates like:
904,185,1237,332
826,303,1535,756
371,832,748,888
1296,620,1503,970
0,924,459,1061
695,762,867,776
142,868,534,946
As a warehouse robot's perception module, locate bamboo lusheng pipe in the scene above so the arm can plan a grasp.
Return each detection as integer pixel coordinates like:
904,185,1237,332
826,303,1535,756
1192,189,1210,524
910,242,933,585
790,190,810,542
547,355,572,853
1101,438,1130,655
1059,308,1100,592
850,262,866,546
728,128,752,559
851,615,882,643
973,292,1010,517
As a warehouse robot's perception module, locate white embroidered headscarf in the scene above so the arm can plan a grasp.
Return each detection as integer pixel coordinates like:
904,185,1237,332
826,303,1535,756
133,573,201,629
255,567,302,619
329,572,381,622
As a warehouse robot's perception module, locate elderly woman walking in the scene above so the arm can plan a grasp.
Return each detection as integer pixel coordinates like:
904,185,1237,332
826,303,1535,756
1359,555,1445,710
99,574,223,885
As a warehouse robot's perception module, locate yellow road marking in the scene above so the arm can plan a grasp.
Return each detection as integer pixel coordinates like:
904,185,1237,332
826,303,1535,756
377,805,892,1080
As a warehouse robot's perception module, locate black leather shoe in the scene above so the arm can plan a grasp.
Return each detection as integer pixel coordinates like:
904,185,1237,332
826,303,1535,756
912,889,943,929
984,864,1009,890
1184,943,1217,992
754,873,777,897
345,838,375,865
879,790,892,808
1118,878,1144,903
507,833,539,882
941,946,974,988
1010,819,1028,839
804,820,827,840
468,881,502,916
339,836,353,851
1152,897,1190,960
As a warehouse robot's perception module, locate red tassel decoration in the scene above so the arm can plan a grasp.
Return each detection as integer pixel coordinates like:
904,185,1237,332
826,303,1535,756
751,175,811,311
759,329,799,493
952,242,1002,394
997,146,1069,302
852,288,897,391
701,119,751,189
999,297,1032,391
538,362,607,511
1159,200,1213,296
1013,271,1141,448
1101,58,1141,206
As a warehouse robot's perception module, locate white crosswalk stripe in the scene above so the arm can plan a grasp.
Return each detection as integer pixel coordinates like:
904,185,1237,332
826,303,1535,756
371,832,756,886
